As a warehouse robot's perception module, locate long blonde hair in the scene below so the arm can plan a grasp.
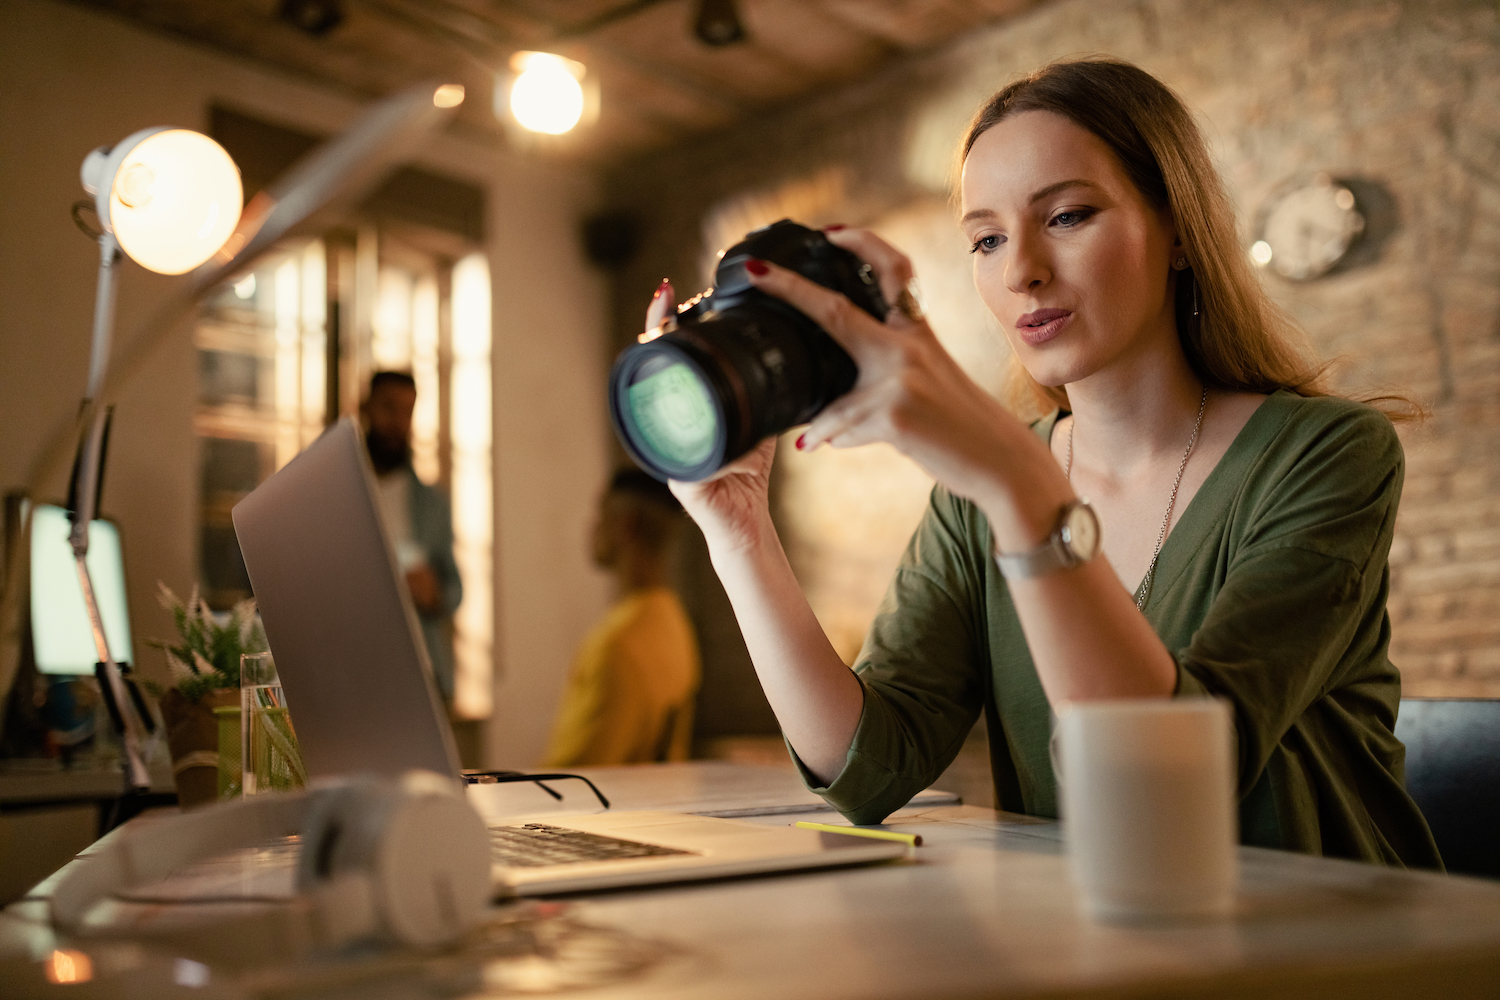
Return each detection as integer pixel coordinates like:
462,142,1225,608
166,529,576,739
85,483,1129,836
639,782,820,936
960,59,1417,421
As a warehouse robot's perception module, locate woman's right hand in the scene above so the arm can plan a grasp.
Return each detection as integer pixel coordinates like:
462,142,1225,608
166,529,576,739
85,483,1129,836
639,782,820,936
643,280,779,557
669,437,778,557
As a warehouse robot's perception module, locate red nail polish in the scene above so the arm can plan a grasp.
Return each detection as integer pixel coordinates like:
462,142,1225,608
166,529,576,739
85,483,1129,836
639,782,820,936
795,433,806,451
745,258,770,277
823,224,846,232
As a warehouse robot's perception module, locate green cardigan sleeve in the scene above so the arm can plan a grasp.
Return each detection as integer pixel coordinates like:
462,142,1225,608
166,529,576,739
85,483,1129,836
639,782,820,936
789,488,990,825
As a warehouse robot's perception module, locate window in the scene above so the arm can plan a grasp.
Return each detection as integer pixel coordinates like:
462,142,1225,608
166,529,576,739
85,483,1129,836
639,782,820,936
194,234,493,720
449,254,493,719
195,239,327,607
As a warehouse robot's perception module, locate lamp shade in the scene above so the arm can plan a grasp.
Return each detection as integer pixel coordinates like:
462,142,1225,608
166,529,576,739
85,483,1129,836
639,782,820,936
81,128,242,275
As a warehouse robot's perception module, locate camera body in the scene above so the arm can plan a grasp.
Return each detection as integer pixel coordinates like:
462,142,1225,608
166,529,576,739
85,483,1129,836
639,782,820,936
610,219,888,481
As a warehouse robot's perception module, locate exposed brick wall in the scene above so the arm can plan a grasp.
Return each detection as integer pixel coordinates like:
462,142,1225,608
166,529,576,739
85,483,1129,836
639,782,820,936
606,0,1500,706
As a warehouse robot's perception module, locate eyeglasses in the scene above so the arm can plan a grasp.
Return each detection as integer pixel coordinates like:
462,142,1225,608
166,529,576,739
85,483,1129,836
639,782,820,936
460,770,611,810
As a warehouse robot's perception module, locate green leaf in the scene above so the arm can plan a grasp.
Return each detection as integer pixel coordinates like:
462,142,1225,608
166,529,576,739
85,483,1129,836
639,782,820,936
152,578,267,699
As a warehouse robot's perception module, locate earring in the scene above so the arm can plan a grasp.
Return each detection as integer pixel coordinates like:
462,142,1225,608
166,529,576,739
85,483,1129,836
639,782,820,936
1192,269,1200,320
1173,255,1190,270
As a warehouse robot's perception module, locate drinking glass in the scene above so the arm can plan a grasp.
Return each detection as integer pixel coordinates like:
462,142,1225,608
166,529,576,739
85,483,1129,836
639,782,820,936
239,652,308,796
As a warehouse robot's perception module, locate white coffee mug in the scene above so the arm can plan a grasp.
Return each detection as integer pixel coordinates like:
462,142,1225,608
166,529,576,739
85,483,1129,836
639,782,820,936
1056,698,1238,922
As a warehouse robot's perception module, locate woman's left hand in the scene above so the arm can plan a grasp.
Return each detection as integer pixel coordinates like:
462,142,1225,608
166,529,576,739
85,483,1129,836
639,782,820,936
746,228,1055,519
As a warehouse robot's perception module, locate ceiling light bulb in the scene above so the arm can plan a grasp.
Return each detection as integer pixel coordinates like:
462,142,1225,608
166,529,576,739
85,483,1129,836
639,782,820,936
83,129,243,275
506,52,586,135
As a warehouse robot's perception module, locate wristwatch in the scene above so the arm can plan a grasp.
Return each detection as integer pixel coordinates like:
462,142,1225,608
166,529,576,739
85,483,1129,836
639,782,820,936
994,499,1101,580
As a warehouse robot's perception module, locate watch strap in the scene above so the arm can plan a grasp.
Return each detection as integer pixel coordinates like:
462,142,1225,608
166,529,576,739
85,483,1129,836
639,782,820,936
995,535,1070,580
994,500,1096,581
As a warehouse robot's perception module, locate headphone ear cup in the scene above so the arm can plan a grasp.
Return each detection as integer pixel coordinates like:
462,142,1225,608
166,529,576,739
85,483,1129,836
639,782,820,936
297,772,490,949
371,782,492,947
295,776,391,949
296,779,379,890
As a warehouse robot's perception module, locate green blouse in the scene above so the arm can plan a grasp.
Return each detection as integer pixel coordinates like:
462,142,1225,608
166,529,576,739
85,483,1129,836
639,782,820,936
796,390,1442,869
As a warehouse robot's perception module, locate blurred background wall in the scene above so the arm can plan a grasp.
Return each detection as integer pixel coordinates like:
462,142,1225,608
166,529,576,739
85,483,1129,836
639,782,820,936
604,0,1500,746
0,0,614,768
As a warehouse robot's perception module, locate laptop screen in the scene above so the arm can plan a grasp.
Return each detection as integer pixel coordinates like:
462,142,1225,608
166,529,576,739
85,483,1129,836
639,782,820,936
231,420,462,782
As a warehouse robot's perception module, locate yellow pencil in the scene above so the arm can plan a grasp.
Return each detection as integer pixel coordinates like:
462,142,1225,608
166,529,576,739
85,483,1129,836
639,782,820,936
794,821,922,847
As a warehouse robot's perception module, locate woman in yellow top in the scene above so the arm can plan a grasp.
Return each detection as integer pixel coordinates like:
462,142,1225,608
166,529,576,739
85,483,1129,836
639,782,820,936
545,470,700,767
651,58,1438,865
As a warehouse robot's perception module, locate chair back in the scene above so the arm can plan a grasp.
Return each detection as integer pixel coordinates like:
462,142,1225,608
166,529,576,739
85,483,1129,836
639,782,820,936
1395,698,1500,879
654,705,683,763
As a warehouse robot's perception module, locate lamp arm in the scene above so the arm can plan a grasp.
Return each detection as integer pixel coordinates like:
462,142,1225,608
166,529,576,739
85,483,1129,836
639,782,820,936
69,231,151,794
85,232,122,403
70,233,121,553
75,553,151,792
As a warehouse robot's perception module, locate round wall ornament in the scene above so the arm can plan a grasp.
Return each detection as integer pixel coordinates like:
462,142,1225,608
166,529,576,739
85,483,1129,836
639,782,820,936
1251,173,1365,281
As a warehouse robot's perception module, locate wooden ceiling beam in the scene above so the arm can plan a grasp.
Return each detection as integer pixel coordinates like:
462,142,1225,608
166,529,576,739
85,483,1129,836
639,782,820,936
814,0,995,52
66,0,1049,164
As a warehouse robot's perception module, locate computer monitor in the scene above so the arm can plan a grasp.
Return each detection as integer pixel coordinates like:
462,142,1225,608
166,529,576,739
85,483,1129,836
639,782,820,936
29,503,134,675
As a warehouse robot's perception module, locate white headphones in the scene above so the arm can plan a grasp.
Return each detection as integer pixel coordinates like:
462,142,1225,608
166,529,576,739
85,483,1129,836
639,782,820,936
51,770,492,952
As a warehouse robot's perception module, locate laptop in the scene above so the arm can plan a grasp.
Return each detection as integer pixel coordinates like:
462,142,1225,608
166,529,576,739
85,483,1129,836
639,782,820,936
231,419,908,895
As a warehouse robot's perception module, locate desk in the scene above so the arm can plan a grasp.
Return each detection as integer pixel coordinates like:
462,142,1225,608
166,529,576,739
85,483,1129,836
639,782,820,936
0,758,176,905
4,762,1500,998
0,759,173,808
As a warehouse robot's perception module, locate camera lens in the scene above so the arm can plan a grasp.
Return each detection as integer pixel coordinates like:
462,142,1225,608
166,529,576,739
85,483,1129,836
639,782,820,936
615,351,724,480
609,219,886,482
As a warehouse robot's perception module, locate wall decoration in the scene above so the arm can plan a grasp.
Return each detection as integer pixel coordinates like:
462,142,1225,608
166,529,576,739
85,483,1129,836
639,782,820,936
1252,173,1366,281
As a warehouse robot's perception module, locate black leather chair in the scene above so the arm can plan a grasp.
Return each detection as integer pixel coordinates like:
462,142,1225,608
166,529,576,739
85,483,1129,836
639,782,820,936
1394,698,1500,879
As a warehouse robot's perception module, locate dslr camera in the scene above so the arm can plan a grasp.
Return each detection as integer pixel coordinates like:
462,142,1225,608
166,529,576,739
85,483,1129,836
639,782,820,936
609,219,888,482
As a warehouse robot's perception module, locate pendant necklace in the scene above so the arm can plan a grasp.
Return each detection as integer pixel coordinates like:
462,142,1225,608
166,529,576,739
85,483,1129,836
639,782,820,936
1066,388,1208,611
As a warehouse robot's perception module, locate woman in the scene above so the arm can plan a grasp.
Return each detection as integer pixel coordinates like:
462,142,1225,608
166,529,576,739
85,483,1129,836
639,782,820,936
650,59,1440,867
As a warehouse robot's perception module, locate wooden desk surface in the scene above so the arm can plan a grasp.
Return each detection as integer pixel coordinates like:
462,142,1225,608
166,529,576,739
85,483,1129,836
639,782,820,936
0,758,175,806
4,762,1500,999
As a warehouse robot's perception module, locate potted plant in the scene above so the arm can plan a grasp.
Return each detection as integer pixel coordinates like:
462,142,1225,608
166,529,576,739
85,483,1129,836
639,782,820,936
146,583,266,808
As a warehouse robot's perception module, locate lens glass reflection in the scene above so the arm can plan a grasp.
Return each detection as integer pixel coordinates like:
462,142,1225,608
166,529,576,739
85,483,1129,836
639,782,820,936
627,361,716,470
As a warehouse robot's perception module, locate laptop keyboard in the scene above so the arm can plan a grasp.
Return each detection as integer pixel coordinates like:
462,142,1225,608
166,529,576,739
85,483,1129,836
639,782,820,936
489,823,695,868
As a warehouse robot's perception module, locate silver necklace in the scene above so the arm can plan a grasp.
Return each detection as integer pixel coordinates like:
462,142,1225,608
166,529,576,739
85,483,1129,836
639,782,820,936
1066,388,1208,610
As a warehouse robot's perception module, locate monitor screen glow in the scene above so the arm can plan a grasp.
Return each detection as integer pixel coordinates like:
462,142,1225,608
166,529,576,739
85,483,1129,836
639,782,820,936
29,504,134,675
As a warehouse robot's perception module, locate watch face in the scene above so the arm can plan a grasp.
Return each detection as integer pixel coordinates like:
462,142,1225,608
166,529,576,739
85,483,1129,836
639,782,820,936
1060,503,1101,563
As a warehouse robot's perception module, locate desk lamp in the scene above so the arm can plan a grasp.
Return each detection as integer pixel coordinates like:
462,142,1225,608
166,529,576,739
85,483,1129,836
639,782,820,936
54,81,465,794
70,128,243,791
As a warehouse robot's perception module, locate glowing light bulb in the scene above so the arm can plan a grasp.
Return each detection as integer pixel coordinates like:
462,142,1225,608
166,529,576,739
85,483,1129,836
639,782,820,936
105,130,242,275
233,273,257,299
1250,240,1273,266
506,52,586,135
117,163,155,208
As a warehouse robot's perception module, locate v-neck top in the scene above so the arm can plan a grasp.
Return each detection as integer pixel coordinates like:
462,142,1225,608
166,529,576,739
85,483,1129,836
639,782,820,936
794,390,1442,868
